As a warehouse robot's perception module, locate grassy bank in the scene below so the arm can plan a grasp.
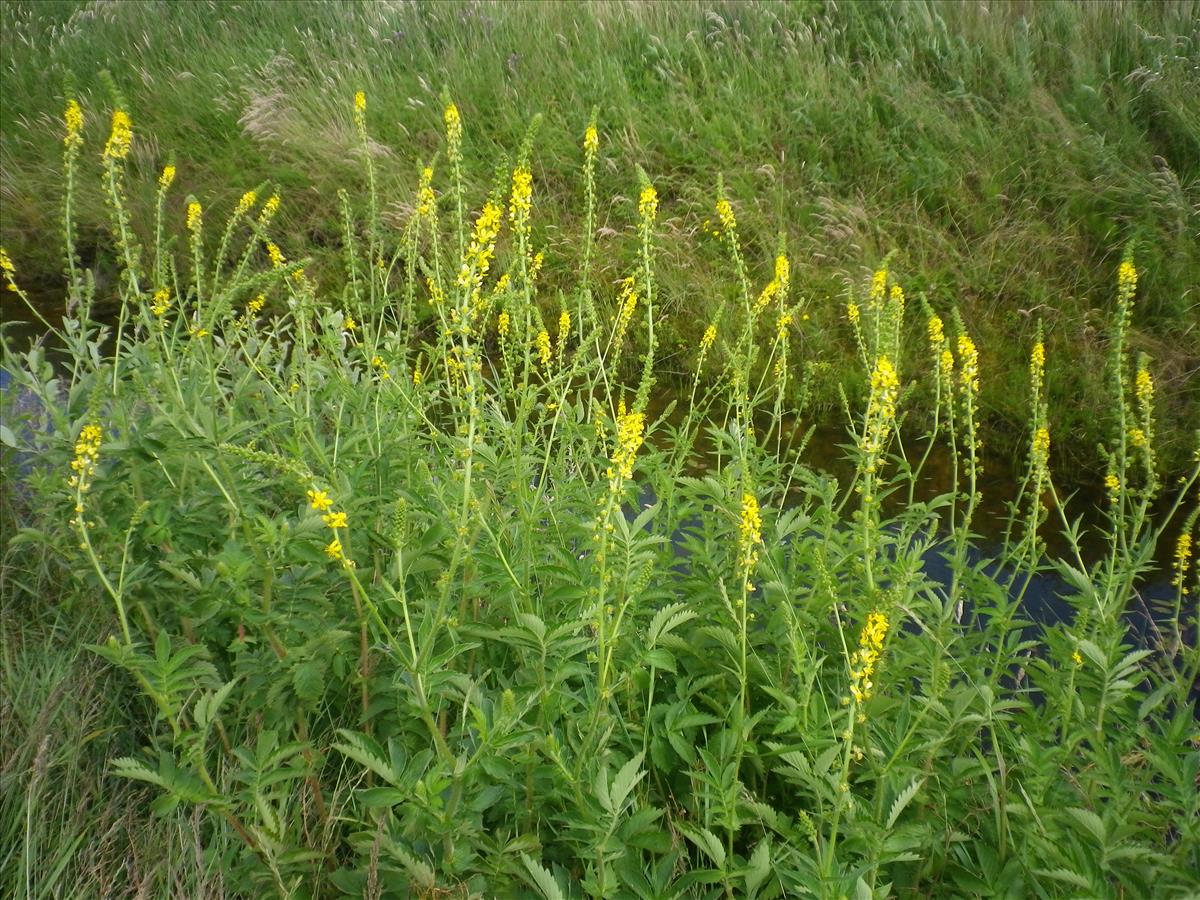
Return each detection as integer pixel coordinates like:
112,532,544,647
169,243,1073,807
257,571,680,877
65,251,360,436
1,0,1198,477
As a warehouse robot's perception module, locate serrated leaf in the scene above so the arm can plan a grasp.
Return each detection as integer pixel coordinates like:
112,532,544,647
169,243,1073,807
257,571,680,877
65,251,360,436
745,838,771,896
886,777,924,829
1065,807,1105,845
521,853,565,900
609,752,645,813
680,824,726,870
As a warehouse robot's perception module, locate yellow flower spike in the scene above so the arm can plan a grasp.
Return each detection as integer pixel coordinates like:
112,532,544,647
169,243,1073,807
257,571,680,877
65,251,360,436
558,310,571,339
849,610,891,706
1104,472,1121,503
1173,531,1193,595
737,491,763,578
957,334,980,395
639,184,658,225
1118,259,1137,303
103,109,132,160
69,423,103,495
0,247,16,290
325,537,345,561
847,302,861,326
186,201,202,234
535,329,552,367
307,489,333,511
247,295,265,315
1072,649,1084,667
354,90,366,114
456,201,502,291
417,166,435,218
776,311,793,342
412,366,423,386
1128,427,1147,448
444,102,462,156
236,190,257,215
258,193,281,225
508,166,532,237
610,406,646,482
774,253,790,287
497,310,510,337
1032,427,1051,470
715,197,736,234
699,324,717,353
928,315,945,349
150,288,170,317
266,242,285,268
867,268,887,309
158,165,176,190
64,99,84,149
1135,368,1154,412
322,511,348,529
584,124,599,154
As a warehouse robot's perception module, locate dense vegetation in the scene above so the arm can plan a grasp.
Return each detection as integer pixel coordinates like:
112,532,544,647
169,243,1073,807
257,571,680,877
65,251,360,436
1,2,1198,898
1,0,1198,473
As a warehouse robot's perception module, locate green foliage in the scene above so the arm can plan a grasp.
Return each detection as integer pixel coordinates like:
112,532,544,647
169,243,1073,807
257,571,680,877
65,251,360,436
2,45,1199,899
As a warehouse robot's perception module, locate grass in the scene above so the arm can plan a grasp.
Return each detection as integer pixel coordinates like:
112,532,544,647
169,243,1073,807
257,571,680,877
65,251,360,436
1,0,1198,477
1,42,1198,894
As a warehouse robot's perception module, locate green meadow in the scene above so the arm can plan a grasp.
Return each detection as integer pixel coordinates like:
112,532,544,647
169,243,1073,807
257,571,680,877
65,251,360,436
1,1,1198,897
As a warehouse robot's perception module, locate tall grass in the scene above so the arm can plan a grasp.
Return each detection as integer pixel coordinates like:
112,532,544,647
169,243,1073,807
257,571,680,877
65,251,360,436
1,0,1197,475
1,81,1198,897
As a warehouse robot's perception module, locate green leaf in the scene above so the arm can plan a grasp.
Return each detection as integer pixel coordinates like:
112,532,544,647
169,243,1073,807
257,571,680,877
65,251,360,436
885,777,923,829
1065,807,1106,845
745,838,771,896
609,752,645,813
521,854,565,900
680,824,726,871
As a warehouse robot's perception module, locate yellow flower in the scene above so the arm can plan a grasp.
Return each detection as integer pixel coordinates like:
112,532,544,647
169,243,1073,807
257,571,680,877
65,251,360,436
236,190,257,215
325,537,345,561
957,334,979,395
775,254,790,287
307,489,333,511
700,324,717,353
1030,340,1045,390
323,511,348,529
354,90,366,114
1104,472,1121,503
0,247,16,290
715,197,736,234
267,242,285,268
638,184,658,225
868,268,887,307
862,356,899,469
444,102,462,154
849,611,890,704
103,109,132,160
186,201,203,234
847,302,860,326
610,405,645,482
939,348,955,382
259,193,281,224
64,99,84,149
508,166,532,236
1128,427,1147,448
1135,368,1154,412
68,423,103,495
150,288,170,317
456,201,503,291
412,365,423,386
614,276,638,344
1173,531,1193,595
584,124,598,154
247,294,265,314
1072,649,1084,667
417,166,435,217
1118,259,1137,303
558,310,571,339
535,329,552,367
158,165,176,189
497,310,510,337
738,491,763,577
776,311,793,342
343,315,358,332
1032,427,1051,470
928,314,945,349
